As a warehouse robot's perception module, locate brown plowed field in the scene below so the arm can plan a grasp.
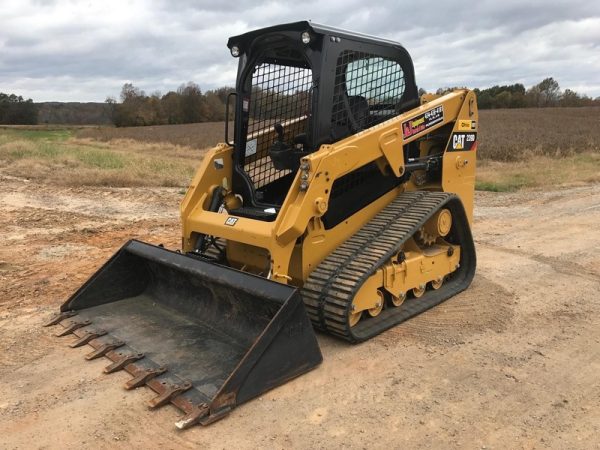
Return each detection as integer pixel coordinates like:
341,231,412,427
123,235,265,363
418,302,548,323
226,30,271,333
75,108,600,161
1,175,599,449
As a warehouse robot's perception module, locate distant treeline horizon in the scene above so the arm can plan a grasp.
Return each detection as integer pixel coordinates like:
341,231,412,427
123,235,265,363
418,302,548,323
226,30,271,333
1,77,599,126
434,77,599,110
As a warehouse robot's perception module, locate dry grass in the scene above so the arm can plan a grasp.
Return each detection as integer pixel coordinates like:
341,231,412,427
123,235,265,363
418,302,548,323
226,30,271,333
2,107,599,190
475,107,600,190
476,153,600,191
0,129,204,187
75,108,600,163
77,122,230,150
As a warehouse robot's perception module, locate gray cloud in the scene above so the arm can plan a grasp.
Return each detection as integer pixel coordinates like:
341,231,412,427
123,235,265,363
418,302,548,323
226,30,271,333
0,0,599,101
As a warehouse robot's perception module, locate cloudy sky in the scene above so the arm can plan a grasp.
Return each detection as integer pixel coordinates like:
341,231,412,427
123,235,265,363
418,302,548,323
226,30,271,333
1,0,599,102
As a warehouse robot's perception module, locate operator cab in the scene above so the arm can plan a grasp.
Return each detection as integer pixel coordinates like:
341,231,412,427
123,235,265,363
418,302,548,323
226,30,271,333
226,21,418,221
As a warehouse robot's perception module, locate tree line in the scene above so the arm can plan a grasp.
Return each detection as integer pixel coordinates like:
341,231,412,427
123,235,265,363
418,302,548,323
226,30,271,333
434,78,600,109
2,77,599,126
0,93,38,124
105,82,234,127
110,77,597,127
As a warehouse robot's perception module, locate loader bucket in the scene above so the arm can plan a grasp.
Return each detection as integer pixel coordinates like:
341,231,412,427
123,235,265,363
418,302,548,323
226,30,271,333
45,240,322,429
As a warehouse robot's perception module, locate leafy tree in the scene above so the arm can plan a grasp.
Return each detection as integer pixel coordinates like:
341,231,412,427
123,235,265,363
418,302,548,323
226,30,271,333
537,77,561,106
109,82,235,127
178,82,206,123
0,93,38,124
473,84,526,109
104,96,117,123
474,89,493,109
494,91,513,109
524,85,541,107
161,91,183,124
120,83,145,102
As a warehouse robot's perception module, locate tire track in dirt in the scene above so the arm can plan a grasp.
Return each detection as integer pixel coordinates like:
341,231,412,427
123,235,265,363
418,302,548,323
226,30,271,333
380,276,514,346
477,242,600,282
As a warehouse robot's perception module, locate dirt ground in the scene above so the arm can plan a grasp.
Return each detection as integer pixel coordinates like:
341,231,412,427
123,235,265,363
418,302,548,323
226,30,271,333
0,174,598,449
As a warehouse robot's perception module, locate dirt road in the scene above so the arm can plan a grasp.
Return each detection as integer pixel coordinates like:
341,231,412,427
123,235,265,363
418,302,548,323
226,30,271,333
1,175,598,449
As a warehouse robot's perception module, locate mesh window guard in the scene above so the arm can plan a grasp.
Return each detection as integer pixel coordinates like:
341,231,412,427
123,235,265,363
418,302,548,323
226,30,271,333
244,62,312,189
332,51,406,136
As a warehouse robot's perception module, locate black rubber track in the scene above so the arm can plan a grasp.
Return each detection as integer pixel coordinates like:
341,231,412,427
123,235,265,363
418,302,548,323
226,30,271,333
301,191,476,343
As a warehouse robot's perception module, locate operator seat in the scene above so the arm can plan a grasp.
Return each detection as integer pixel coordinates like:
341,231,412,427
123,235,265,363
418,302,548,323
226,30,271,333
347,95,369,129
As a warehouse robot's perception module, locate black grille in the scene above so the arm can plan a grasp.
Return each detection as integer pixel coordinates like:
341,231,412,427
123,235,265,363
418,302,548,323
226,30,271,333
323,162,400,229
329,164,376,200
332,50,406,138
244,62,312,188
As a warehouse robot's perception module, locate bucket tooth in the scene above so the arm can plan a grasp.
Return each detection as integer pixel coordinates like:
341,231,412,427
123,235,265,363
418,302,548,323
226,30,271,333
104,352,145,374
69,329,107,348
44,311,76,327
85,340,125,360
148,381,193,409
124,366,168,390
49,240,323,428
55,318,91,337
198,406,232,426
175,403,210,430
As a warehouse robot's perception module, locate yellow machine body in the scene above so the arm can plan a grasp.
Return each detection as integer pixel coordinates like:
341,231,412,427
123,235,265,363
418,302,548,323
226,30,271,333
182,90,477,316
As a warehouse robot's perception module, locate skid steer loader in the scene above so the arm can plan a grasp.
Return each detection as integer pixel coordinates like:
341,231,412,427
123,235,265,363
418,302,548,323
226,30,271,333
45,21,477,429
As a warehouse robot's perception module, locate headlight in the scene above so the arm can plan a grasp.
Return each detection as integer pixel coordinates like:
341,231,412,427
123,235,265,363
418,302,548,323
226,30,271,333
301,31,311,44
230,45,240,57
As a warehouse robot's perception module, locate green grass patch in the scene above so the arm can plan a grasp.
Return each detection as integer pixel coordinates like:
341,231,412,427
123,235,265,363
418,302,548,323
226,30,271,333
0,140,123,168
0,127,199,187
476,172,539,191
8,147,35,160
146,158,195,176
0,128,72,142
475,181,517,192
475,177,530,192
35,142,62,158
477,152,600,191
75,149,126,169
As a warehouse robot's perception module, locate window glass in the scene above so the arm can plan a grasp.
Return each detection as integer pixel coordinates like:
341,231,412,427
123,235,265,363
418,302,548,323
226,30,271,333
332,51,406,134
346,57,405,101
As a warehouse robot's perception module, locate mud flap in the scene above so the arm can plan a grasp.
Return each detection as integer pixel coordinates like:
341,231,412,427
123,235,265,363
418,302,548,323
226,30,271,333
45,240,322,429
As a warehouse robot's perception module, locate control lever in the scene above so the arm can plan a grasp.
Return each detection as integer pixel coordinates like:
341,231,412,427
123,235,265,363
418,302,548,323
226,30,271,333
274,123,284,142
268,123,301,171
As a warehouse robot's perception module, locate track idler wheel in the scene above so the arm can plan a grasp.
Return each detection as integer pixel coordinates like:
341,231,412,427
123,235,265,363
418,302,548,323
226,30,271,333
367,291,384,317
390,291,406,307
412,284,426,298
431,277,444,290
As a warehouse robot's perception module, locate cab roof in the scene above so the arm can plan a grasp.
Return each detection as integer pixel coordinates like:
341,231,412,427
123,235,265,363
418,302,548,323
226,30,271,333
227,20,407,52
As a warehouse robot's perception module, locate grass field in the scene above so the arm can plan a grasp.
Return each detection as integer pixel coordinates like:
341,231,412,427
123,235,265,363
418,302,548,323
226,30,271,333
477,107,600,190
477,107,600,160
477,153,600,191
74,108,600,161
1,107,599,190
76,122,229,150
0,127,202,187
